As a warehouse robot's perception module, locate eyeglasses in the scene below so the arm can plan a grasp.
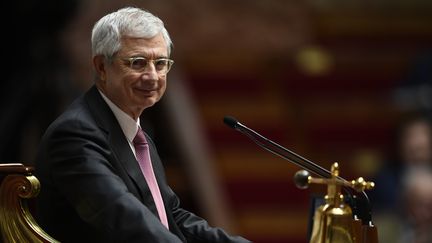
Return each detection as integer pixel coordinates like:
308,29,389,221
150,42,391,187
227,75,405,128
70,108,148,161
121,57,174,75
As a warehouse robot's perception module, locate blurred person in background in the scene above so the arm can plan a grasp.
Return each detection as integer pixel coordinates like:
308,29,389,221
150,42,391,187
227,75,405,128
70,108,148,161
399,167,432,243
34,6,250,243
370,113,432,243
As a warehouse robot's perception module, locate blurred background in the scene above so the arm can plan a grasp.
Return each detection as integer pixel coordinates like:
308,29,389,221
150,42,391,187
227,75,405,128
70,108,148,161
2,0,432,242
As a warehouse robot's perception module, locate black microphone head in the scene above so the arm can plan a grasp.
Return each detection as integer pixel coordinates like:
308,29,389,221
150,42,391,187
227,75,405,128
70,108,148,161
223,116,238,129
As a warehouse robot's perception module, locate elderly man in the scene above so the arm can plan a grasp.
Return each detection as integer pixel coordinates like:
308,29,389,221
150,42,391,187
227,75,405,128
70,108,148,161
35,6,250,243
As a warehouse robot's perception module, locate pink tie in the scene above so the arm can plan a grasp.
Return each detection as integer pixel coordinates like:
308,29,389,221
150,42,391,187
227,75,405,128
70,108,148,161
133,128,169,229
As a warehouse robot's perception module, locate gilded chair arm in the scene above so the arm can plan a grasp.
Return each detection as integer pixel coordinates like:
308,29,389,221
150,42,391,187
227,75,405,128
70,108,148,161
0,163,59,243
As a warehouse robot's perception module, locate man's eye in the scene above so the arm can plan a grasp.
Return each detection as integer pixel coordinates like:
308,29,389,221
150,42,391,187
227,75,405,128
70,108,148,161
130,58,147,69
154,59,167,70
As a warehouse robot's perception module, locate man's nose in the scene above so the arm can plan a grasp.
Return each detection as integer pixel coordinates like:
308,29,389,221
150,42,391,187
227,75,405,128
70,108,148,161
141,64,159,80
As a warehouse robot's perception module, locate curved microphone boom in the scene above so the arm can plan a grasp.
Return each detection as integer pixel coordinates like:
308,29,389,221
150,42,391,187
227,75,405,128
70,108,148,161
223,115,373,224
224,116,333,179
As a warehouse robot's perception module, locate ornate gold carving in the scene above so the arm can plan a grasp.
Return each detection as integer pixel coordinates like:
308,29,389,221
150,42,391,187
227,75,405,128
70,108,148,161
0,164,59,243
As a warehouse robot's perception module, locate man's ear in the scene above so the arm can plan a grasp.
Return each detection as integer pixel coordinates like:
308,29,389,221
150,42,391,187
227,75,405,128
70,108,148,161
93,55,107,81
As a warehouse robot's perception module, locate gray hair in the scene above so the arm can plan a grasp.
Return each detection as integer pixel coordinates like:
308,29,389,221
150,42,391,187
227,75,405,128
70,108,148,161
91,6,173,59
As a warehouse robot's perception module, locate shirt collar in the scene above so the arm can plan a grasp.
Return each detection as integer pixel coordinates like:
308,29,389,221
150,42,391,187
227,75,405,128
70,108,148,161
98,89,140,143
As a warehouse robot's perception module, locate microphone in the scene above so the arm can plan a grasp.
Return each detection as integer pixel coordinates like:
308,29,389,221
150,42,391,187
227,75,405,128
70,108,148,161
223,115,332,179
223,115,373,224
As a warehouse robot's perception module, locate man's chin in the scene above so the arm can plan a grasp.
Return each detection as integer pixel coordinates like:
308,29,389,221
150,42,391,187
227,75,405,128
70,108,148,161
136,97,158,109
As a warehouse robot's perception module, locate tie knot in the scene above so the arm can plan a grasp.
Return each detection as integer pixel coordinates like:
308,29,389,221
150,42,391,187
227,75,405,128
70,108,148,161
133,128,147,146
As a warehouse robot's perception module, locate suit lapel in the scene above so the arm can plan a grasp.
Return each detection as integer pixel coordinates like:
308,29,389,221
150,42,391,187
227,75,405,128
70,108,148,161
145,135,169,194
84,86,159,215
145,136,179,229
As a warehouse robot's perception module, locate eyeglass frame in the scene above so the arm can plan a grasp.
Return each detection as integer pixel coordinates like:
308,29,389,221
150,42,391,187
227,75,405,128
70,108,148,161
119,56,174,75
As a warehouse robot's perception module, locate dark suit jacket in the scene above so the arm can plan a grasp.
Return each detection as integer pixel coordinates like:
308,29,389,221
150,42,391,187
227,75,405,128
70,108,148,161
35,85,250,243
